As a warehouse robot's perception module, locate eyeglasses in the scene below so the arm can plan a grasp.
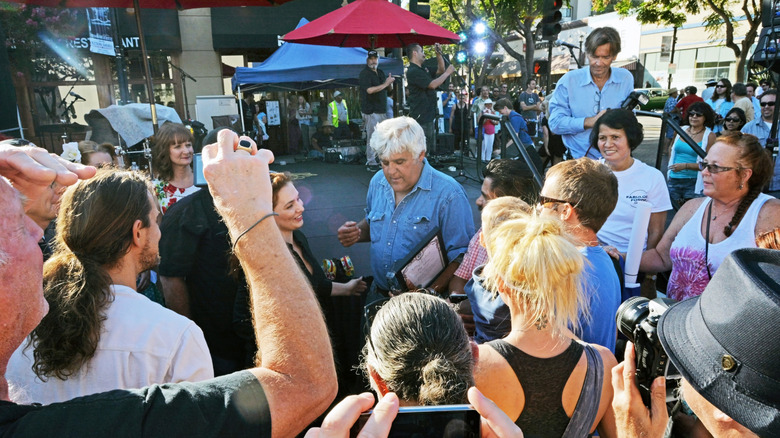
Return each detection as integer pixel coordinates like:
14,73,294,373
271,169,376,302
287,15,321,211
761,101,776,107
698,161,741,173
723,117,741,123
593,91,602,114
688,112,704,117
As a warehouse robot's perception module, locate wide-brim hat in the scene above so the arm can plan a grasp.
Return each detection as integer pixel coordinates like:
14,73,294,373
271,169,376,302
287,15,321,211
668,88,678,95
658,248,780,436
483,98,493,105
706,79,718,86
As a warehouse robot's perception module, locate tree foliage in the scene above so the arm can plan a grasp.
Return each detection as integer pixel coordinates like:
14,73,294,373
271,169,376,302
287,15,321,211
432,0,561,87
603,0,761,81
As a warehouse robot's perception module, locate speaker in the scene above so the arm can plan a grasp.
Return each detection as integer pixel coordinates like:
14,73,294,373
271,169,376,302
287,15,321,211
434,132,454,155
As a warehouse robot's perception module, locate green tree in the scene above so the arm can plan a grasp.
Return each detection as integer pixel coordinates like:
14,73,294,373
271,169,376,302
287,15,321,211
600,0,761,82
432,0,564,88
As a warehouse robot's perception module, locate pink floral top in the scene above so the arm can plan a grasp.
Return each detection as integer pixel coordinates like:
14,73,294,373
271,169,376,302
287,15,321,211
153,180,200,214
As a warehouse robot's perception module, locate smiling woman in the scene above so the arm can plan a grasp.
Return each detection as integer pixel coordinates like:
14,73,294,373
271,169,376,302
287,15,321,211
151,122,200,213
591,109,672,255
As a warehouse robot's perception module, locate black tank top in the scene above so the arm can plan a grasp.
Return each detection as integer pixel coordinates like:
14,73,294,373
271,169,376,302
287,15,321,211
487,339,583,438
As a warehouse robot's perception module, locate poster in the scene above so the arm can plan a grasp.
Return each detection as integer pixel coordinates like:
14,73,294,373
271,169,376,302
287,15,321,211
266,100,281,126
87,8,115,57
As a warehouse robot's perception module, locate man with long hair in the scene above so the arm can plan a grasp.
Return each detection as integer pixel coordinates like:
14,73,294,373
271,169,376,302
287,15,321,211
7,169,213,405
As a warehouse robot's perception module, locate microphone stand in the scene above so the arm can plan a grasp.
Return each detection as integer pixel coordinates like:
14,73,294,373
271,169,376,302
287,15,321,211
168,61,197,120
453,101,480,184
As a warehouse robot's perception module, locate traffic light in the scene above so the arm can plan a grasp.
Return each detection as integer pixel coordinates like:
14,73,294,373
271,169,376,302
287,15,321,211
540,0,562,41
533,60,549,75
409,0,430,19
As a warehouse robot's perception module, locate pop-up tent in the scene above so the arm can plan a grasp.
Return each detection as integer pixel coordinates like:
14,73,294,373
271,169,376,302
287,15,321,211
231,18,404,93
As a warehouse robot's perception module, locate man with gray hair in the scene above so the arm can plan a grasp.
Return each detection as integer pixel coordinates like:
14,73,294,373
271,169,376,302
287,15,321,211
337,116,474,302
549,26,633,159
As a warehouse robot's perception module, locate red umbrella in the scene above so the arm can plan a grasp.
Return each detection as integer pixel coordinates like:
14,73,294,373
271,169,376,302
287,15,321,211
282,0,460,48
6,0,293,128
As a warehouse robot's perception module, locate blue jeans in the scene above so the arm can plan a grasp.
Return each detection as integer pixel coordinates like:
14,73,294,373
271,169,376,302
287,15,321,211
667,177,699,208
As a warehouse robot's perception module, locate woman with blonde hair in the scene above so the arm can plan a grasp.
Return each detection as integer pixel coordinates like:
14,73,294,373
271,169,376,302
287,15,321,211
474,199,617,438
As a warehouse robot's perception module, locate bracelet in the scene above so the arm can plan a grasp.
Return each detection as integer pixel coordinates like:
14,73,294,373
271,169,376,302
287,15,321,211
232,212,278,252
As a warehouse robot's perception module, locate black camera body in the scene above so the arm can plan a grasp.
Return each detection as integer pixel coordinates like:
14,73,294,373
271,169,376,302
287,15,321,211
616,296,678,406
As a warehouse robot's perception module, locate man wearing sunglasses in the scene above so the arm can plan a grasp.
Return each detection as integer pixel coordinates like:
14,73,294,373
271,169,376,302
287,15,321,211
741,89,779,190
536,158,621,352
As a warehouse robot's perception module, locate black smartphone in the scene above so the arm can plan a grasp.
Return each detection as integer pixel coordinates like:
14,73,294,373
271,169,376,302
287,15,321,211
449,293,468,303
193,153,207,187
350,404,480,438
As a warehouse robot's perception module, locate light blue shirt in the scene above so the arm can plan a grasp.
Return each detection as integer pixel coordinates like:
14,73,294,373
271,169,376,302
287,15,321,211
549,66,634,159
751,96,761,118
741,118,780,190
704,98,733,133
365,158,475,290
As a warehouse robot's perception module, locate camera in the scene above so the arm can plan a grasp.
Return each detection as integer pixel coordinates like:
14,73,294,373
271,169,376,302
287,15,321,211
620,91,650,110
616,296,679,407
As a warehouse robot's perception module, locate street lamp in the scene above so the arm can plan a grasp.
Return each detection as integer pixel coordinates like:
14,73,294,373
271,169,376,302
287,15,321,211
473,21,487,36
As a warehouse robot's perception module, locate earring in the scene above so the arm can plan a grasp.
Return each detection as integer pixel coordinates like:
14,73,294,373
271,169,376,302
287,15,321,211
739,182,744,190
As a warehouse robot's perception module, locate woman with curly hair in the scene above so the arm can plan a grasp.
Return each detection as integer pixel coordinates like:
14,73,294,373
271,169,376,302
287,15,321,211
641,132,780,300
151,122,199,213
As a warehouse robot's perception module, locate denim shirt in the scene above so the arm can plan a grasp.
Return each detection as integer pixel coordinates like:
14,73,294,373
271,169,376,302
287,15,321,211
365,159,475,290
549,66,634,159
507,111,534,146
742,119,780,190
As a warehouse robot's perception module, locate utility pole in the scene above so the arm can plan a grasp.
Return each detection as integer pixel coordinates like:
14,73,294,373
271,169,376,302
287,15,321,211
667,26,678,89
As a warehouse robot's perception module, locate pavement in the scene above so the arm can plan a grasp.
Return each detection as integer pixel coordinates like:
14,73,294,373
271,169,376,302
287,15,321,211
270,114,670,280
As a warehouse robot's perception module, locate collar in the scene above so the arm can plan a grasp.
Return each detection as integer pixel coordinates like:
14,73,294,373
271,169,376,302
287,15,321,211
578,66,616,87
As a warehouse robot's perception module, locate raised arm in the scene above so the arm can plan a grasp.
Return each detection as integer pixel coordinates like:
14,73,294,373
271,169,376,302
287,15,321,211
202,131,337,438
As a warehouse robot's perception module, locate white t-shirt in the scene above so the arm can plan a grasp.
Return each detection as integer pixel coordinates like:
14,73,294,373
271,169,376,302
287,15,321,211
597,159,673,253
7,285,213,405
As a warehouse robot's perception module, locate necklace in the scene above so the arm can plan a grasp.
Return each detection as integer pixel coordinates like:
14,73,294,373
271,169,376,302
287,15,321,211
688,127,705,136
710,201,735,221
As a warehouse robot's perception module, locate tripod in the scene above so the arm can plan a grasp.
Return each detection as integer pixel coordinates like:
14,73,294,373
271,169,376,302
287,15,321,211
453,101,480,183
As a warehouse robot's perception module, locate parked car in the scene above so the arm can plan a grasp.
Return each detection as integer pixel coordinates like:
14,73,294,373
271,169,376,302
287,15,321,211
634,88,670,111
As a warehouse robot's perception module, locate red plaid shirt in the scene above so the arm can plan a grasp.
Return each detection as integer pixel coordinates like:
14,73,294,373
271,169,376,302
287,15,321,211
454,228,488,280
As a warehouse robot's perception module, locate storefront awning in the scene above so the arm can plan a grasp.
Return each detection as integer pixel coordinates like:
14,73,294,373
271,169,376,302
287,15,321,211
488,60,524,79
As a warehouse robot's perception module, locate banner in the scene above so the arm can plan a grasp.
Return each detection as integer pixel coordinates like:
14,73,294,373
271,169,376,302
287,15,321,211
87,8,115,56
660,35,672,62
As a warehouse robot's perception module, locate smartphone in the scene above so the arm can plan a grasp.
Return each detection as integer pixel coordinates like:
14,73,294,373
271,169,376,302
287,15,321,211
193,153,207,187
449,293,468,303
350,404,480,438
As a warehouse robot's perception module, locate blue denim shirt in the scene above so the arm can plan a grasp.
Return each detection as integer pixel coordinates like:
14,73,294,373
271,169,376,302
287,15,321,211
549,66,634,159
365,159,475,290
742,119,780,190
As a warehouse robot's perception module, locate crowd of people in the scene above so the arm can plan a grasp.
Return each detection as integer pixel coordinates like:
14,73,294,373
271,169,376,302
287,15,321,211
1,23,780,438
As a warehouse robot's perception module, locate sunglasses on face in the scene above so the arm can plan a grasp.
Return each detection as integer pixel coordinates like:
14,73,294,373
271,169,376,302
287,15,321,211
761,101,776,107
698,161,739,173
536,195,572,211
688,112,704,117
716,85,726,88
724,117,741,123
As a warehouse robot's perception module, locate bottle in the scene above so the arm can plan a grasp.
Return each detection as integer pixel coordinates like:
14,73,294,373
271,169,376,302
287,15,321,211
131,162,139,172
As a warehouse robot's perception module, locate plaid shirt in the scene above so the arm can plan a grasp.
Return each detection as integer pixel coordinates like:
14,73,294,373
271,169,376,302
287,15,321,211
454,228,489,280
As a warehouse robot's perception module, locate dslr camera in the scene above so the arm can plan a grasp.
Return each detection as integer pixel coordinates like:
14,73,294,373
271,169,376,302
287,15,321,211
616,296,680,407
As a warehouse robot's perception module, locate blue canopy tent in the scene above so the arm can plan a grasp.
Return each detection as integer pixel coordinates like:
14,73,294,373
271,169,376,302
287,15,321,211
231,18,403,94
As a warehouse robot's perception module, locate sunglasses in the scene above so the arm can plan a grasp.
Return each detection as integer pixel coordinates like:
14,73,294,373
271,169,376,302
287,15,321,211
723,117,741,123
688,112,704,117
716,84,726,88
698,161,740,173
761,101,776,107
537,194,572,210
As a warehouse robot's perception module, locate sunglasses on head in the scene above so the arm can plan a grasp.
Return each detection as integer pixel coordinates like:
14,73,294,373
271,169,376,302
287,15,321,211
761,101,776,107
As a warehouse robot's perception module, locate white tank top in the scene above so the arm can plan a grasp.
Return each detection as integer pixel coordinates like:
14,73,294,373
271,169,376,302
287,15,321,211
667,193,771,301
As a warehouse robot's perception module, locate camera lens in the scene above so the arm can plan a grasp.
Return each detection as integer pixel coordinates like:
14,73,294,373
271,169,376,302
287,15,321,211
615,296,650,342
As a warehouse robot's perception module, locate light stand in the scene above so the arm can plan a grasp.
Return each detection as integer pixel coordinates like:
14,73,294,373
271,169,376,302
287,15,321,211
168,60,197,121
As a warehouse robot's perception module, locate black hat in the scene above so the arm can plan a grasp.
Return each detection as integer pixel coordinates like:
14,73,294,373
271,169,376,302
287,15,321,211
659,248,780,436
367,50,378,58
706,79,718,86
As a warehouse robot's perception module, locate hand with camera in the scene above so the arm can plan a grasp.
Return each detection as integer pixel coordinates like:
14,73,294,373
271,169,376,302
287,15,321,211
611,342,668,438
